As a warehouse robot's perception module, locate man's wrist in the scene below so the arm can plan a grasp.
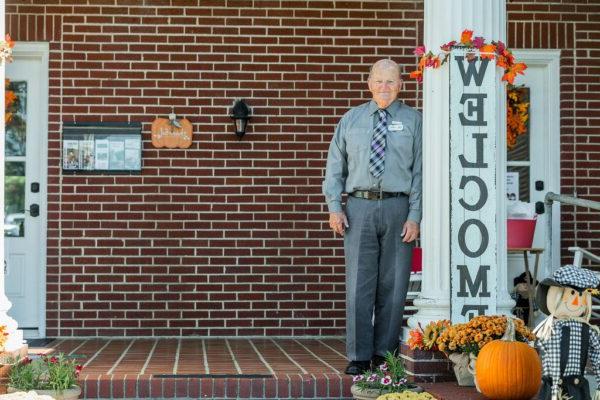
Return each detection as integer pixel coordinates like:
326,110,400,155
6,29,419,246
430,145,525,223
407,210,421,224
327,201,343,213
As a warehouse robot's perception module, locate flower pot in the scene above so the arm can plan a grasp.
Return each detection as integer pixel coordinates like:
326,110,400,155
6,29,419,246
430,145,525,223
448,353,476,387
7,386,82,400
350,384,424,400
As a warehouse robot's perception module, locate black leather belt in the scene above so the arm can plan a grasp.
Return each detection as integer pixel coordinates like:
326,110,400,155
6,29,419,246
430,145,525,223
350,190,405,200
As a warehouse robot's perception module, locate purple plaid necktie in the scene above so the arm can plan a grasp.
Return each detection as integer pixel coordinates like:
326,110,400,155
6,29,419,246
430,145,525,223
369,109,388,178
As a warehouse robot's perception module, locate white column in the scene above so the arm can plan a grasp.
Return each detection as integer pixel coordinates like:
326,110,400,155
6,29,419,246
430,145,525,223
0,0,25,352
408,0,513,329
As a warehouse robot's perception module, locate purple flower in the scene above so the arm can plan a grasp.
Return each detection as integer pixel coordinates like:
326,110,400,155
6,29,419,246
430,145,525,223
380,375,392,385
472,36,485,48
496,40,506,53
352,374,364,383
413,46,426,57
379,362,388,372
367,374,377,382
394,378,408,386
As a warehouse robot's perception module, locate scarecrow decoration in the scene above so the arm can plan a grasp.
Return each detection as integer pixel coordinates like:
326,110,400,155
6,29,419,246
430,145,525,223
534,265,600,400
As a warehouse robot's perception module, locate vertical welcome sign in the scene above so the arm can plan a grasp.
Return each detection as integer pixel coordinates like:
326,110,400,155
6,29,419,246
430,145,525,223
450,49,497,322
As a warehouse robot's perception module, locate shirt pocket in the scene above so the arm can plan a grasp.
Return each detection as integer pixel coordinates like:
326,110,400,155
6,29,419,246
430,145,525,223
386,130,414,169
346,127,371,175
346,127,371,153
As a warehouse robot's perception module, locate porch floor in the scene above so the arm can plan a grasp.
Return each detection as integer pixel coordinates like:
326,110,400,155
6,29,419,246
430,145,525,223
29,338,485,399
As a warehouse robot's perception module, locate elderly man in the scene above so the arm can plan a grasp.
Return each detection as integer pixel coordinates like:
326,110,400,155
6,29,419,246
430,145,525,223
323,59,422,375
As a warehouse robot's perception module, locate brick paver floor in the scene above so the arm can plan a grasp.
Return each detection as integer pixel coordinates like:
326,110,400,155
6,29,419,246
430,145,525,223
28,338,485,399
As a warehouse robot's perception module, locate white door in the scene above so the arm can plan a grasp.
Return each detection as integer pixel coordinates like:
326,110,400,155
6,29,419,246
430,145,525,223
506,50,561,303
4,43,49,338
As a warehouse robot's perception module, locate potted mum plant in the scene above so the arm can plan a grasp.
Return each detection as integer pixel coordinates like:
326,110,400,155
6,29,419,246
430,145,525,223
435,315,535,387
7,353,83,400
350,352,424,400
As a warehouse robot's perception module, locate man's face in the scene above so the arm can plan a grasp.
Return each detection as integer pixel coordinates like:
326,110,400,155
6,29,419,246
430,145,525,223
368,67,402,109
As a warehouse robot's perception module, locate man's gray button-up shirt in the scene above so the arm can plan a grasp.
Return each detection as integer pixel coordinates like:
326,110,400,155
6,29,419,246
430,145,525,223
322,99,423,223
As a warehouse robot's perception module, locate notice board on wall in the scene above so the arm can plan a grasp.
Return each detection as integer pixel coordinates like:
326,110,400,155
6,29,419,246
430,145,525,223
62,122,142,174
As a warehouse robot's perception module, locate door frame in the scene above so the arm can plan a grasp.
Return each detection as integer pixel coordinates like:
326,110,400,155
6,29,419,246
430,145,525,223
511,49,561,280
7,42,49,338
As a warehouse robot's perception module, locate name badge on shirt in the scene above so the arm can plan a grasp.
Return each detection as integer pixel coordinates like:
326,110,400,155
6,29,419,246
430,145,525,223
388,121,403,132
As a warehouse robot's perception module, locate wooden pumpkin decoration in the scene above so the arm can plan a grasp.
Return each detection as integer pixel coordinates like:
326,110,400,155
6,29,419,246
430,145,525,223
475,318,542,400
151,114,192,149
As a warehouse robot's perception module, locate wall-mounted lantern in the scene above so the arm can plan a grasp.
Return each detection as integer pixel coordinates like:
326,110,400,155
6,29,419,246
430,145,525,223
230,99,251,140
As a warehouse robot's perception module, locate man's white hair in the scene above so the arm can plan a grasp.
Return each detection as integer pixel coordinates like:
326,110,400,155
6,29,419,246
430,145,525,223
368,59,401,80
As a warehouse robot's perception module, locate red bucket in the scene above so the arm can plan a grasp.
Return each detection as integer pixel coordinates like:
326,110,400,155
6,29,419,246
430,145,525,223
411,247,422,273
507,218,537,249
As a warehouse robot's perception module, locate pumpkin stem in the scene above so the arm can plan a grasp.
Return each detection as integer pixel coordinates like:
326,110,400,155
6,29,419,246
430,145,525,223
501,317,516,341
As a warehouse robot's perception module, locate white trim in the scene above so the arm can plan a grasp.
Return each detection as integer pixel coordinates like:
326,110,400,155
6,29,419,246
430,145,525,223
512,49,561,279
10,42,49,339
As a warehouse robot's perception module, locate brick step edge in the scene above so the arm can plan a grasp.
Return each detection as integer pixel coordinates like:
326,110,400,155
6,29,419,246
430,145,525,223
400,343,457,384
80,373,356,399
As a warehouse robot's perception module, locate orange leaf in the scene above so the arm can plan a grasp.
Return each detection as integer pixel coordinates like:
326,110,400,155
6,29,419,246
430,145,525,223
502,63,527,84
479,44,496,59
501,49,515,66
5,33,14,48
460,29,474,45
496,55,509,69
409,69,423,82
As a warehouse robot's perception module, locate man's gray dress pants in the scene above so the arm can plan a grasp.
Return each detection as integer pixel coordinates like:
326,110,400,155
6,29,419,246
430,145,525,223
344,195,414,361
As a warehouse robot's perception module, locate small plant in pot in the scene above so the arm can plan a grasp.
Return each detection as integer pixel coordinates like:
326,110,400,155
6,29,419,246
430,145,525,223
7,353,83,400
350,352,425,400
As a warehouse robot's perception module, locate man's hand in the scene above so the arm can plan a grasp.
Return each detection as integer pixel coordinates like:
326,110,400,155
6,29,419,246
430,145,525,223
402,220,419,243
329,212,349,236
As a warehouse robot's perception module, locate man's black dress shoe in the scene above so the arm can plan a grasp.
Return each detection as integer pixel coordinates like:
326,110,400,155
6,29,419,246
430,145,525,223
344,360,371,375
371,354,386,370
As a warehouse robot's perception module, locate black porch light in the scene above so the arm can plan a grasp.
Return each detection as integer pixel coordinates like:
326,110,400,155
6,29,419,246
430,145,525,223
229,99,251,140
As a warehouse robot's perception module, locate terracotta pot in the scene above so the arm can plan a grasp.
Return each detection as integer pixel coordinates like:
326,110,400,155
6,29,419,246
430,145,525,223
350,384,424,400
7,386,81,400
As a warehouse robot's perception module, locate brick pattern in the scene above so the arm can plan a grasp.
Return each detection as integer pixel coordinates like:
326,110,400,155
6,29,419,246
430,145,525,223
508,1,600,265
6,0,423,337
399,344,454,384
43,338,355,399
5,0,600,336
0,341,492,400
13,339,487,399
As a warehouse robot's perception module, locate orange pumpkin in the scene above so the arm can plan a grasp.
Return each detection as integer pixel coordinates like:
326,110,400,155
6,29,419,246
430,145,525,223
475,317,542,400
151,116,192,149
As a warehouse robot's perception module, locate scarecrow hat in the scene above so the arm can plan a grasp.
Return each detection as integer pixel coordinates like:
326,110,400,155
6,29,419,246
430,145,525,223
535,264,600,315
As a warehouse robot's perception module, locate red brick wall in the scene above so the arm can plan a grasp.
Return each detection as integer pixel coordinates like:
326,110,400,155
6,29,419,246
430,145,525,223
508,1,600,265
6,0,599,337
6,0,423,337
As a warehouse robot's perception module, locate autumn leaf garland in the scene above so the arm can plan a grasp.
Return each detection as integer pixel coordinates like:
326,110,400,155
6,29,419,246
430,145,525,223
410,29,527,84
